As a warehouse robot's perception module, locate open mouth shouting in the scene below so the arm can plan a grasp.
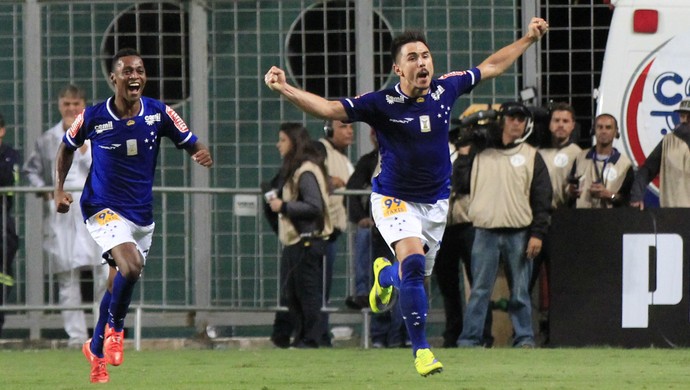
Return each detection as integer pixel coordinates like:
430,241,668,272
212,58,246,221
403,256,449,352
127,82,142,95
417,69,430,83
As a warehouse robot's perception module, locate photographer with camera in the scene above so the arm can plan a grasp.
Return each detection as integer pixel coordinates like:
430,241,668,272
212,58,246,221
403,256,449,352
433,104,497,348
566,113,633,209
458,101,551,348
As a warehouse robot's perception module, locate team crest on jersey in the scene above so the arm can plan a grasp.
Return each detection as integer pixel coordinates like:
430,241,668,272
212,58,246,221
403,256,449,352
166,105,189,132
68,111,84,138
419,115,431,133
145,113,161,126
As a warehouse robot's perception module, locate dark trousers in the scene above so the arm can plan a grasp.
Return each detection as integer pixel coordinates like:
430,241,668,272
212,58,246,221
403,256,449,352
433,222,493,347
283,238,325,347
0,218,19,336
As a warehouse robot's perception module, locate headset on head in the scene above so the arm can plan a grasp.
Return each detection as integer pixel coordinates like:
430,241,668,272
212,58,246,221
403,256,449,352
498,102,534,144
590,113,620,138
323,120,334,138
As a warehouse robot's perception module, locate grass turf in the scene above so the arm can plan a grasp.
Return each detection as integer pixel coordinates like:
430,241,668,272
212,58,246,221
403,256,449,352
2,347,690,389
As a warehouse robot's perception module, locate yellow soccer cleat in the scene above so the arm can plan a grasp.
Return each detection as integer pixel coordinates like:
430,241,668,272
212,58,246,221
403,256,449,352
369,257,395,313
414,348,444,377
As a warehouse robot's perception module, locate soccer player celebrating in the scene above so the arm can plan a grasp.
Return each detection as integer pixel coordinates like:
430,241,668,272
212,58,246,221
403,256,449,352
54,48,213,383
265,17,548,376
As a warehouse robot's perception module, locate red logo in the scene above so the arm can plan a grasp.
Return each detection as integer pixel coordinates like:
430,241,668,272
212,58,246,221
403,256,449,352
165,105,189,133
68,110,85,139
438,70,467,80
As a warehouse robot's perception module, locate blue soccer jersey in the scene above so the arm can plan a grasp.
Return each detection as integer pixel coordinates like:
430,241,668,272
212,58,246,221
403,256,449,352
63,96,198,226
340,68,480,203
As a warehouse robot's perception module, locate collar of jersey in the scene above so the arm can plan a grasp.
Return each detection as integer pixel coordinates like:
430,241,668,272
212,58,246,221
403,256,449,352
106,96,145,121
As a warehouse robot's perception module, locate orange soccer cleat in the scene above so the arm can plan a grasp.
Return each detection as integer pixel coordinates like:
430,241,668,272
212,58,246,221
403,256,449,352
82,339,109,383
104,324,125,366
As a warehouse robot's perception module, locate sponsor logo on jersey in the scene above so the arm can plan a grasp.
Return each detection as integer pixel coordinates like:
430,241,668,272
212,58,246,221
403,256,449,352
166,105,189,132
68,111,85,139
94,121,113,134
430,85,445,101
386,94,406,105
389,117,414,124
98,143,121,150
622,31,690,191
438,70,467,79
145,113,161,126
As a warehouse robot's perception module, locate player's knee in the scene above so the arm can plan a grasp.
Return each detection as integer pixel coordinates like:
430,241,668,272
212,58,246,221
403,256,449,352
119,264,142,282
400,253,425,282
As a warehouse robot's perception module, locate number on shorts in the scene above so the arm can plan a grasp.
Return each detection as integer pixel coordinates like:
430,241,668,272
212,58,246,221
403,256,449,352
382,196,407,217
96,209,120,226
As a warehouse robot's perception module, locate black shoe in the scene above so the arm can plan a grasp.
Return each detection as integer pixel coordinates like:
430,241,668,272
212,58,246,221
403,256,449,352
345,295,369,310
291,340,318,349
270,334,290,349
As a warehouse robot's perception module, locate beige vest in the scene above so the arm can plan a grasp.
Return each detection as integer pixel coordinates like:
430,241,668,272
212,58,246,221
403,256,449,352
660,134,690,207
448,194,471,225
539,143,582,209
319,139,354,231
468,143,537,229
278,161,333,245
571,149,632,209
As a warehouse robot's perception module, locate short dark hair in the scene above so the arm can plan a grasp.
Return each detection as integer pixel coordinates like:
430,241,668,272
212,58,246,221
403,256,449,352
390,30,428,63
595,113,618,129
58,84,86,102
550,102,575,120
111,48,142,72
0,113,4,128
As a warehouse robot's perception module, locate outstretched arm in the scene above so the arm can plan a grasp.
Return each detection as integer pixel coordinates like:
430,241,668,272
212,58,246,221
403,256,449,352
264,66,349,121
53,142,75,214
477,17,549,81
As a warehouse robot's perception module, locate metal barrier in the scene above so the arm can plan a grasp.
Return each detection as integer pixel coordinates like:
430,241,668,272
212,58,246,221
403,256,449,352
0,186,391,348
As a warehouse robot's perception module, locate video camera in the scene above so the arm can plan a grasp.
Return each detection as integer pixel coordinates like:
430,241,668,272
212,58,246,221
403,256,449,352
450,107,499,149
450,103,552,149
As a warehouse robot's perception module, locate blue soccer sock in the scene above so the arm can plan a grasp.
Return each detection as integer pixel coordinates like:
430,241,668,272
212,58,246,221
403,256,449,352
91,289,112,357
108,272,137,332
399,254,429,355
378,261,400,289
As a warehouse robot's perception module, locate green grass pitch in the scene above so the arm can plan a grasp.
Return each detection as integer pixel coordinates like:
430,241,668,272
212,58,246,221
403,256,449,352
2,347,690,389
